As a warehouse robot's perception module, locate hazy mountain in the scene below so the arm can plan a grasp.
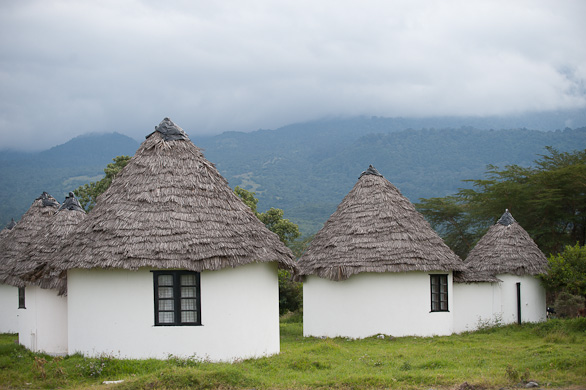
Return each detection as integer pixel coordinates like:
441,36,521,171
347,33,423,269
0,133,139,227
1,115,585,236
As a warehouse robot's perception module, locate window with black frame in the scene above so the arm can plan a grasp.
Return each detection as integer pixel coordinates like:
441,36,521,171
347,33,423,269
18,287,25,309
430,274,448,312
153,271,201,326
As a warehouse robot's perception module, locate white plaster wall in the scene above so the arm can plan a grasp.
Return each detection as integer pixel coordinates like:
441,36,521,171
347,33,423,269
0,283,18,333
497,274,546,324
453,282,501,333
17,286,68,355
303,272,454,339
67,262,280,361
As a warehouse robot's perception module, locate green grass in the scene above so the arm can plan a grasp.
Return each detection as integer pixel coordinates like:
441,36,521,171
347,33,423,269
1,318,585,389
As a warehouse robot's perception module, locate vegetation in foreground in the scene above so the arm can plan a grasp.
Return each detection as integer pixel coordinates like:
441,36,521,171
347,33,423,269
0,317,585,390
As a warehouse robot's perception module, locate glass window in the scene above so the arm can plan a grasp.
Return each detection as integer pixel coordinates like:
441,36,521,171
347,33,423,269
18,287,25,309
153,271,201,326
430,274,449,312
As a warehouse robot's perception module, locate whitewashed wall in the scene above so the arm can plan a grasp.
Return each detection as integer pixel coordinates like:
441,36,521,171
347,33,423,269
0,283,18,333
453,282,501,333
497,274,546,324
17,286,68,355
303,272,454,338
67,262,280,361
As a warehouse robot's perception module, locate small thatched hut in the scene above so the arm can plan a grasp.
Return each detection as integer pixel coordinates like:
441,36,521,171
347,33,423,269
0,193,60,334
12,192,86,355
454,210,548,331
52,118,296,361
297,166,464,338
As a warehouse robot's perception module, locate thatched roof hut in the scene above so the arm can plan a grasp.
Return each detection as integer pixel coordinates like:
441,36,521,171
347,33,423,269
297,165,464,281
465,209,548,276
0,193,60,287
14,193,86,294
51,118,295,274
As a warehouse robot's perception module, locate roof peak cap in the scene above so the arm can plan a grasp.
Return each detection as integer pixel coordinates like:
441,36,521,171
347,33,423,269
497,209,516,226
147,117,190,141
359,165,383,179
36,192,60,208
58,192,85,213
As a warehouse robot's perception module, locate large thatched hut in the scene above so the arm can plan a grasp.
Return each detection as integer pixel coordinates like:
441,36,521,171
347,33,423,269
0,218,18,333
12,193,86,355
0,193,60,334
52,118,296,361
453,210,548,332
297,166,464,338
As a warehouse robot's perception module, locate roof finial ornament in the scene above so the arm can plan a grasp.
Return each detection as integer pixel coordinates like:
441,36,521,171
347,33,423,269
37,192,60,208
58,192,85,212
497,209,516,226
147,117,190,141
359,165,383,179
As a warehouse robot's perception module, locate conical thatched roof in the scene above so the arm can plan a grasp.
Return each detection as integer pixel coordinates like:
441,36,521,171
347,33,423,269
297,165,464,281
51,118,295,273
13,193,86,294
465,210,548,276
0,192,61,287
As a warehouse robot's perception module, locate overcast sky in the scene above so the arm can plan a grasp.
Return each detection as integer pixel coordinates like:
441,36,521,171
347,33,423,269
1,0,585,151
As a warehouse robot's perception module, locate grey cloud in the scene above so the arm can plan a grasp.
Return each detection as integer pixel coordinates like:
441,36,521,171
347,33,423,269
1,0,585,150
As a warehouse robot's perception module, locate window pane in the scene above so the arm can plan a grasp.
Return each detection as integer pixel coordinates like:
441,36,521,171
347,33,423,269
159,286,173,298
159,299,174,311
159,311,174,323
181,274,196,286
181,299,196,310
158,275,173,286
181,311,196,323
181,286,196,298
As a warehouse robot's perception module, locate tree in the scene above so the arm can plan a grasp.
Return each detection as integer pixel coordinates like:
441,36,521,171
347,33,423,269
74,156,132,212
417,148,586,257
540,243,586,299
235,186,303,314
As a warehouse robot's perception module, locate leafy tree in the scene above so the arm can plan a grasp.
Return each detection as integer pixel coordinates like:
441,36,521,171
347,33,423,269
417,148,586,257
235,186,303,314
74,156,131,211
540,243,586,300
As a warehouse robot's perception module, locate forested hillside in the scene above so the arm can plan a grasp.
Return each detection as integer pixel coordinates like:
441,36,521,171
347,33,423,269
0,133,139,227
199,126,586,234
1,118,585,237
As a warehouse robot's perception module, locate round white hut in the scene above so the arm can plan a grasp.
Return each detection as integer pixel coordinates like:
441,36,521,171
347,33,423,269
0,193,61,342
454,210,548,332
51,118,296,361
297,166,465,339
11,193,87,355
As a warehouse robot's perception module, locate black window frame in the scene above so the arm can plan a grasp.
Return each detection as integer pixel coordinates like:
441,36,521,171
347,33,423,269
152,270,201,326
430,274,449,312
18,287,25,309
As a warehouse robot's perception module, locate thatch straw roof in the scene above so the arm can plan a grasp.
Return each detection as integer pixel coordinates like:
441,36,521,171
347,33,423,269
51,118,295,273
297,165,464,281
453,269,502,283
0,218,17,241
464,210,548,276
12,193,86,294
0,192,61,287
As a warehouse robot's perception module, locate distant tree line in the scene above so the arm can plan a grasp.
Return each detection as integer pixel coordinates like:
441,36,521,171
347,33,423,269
416,147,586,312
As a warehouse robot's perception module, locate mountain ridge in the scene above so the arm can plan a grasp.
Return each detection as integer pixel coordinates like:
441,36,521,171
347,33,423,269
1,116,585,236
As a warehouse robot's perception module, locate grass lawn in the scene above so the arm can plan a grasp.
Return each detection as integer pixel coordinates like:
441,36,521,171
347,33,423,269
0,316,585,389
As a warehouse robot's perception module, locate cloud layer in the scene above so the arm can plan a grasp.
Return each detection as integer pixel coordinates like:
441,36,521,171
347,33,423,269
1,0,585,150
